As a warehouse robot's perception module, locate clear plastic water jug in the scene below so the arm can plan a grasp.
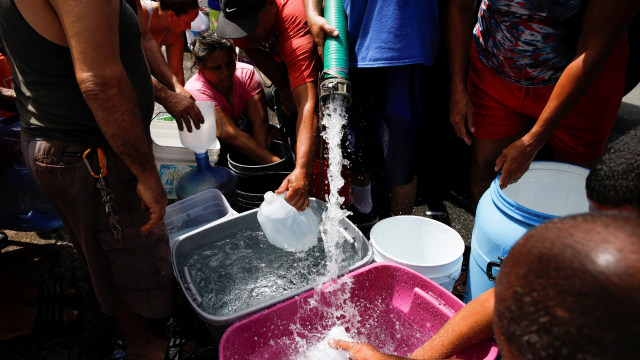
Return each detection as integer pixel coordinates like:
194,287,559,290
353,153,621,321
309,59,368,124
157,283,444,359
175,101,236,201
178,101,217,154
257,191,319,252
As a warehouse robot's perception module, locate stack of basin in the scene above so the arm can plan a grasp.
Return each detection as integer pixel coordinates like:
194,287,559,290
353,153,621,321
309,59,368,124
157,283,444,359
227,140,295,212
234,172,289,212
227,140,294,178
164,189,236,249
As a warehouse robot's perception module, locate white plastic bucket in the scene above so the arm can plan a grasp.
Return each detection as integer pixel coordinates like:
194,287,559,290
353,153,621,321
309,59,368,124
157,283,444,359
370,216,465,292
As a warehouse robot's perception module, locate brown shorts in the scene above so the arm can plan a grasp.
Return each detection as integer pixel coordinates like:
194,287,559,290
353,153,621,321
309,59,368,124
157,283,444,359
22,137,173,318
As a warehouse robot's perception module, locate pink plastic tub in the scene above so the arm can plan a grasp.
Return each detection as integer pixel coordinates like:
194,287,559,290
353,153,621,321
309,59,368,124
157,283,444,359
220,263,498,359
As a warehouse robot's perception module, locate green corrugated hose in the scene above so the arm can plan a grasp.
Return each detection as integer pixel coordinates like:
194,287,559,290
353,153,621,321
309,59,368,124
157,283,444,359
323,0,348,80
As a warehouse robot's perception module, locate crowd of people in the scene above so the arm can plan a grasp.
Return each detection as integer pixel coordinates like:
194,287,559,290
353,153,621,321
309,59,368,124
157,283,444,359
0,0,639,359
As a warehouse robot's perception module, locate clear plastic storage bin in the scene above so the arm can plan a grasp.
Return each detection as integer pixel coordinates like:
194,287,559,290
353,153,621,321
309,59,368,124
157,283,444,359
164,189,235,248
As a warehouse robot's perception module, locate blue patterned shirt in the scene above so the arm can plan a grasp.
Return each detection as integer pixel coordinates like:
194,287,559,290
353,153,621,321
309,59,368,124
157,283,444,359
473,0,586,86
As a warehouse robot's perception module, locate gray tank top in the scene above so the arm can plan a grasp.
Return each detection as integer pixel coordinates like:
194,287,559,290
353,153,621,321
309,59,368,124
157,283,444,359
0,0,154,146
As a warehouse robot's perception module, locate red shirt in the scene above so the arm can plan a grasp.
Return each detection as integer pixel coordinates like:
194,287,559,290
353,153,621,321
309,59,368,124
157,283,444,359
0,52,15,118
234,0,319,90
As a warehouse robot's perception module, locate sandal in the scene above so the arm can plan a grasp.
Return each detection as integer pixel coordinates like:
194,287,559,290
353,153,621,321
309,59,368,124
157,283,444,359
37,282,77,307
163,317,196,360
38,283,65,305
30,302,71,335
164,336,189,360
31,284,79,336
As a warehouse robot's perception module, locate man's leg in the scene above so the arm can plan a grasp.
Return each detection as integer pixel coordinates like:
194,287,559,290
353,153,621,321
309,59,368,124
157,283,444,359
350,171,373,214
389,176,417,216
470,135,522,205
22,139,174,360
376,65,425,216
115,306,168,360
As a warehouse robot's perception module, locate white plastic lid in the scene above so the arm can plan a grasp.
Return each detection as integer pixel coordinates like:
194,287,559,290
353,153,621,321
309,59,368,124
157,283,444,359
150,117,220,150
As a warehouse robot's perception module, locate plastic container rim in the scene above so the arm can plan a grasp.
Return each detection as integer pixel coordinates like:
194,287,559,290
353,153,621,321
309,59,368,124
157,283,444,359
171,198,374,324
492,161,590,226
227,140,292,171
370,215,465,268
219,262,501,360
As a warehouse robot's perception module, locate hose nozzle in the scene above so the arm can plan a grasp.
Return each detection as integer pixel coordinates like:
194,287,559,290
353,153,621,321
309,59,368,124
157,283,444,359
320,77,351,106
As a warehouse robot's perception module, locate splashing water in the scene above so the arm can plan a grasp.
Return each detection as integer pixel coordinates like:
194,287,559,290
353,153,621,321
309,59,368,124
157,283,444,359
319,94,351,280
287,94,361,358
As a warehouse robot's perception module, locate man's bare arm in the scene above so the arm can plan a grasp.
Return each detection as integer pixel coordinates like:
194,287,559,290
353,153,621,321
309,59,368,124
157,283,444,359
275,81,318,210
164,33,186,86
303,0,338,61
136,0,178,90
49,0,166,233
135,0,203,131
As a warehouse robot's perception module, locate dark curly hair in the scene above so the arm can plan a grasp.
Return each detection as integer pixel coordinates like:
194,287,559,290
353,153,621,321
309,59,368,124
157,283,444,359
190,30,236,70
586,127,640,212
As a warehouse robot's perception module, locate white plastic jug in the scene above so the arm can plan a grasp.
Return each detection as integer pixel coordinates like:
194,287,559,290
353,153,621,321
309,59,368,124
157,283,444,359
178,101,217,154
191,11,210,32
257,191,319,252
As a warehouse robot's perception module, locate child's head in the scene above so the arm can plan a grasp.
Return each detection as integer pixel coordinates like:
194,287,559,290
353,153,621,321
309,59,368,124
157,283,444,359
160,0,200,33
192,30,237,88
586,128,640,214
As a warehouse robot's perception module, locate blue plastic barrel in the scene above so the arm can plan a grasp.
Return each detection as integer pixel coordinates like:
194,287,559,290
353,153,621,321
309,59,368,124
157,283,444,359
464,162,590,302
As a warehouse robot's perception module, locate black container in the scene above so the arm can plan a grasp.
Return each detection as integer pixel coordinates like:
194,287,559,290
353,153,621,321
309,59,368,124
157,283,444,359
234,172,290,212
227,140,294,178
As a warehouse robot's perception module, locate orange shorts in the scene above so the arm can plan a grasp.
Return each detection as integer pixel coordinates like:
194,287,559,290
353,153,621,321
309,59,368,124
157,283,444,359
468,38,628,162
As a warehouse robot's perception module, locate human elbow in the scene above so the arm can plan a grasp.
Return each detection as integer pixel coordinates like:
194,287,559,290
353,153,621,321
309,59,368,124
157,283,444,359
76,69,122,105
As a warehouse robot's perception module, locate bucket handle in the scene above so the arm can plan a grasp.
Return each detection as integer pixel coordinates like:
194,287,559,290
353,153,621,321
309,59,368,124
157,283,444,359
486,256,505,282
182,266,203,306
